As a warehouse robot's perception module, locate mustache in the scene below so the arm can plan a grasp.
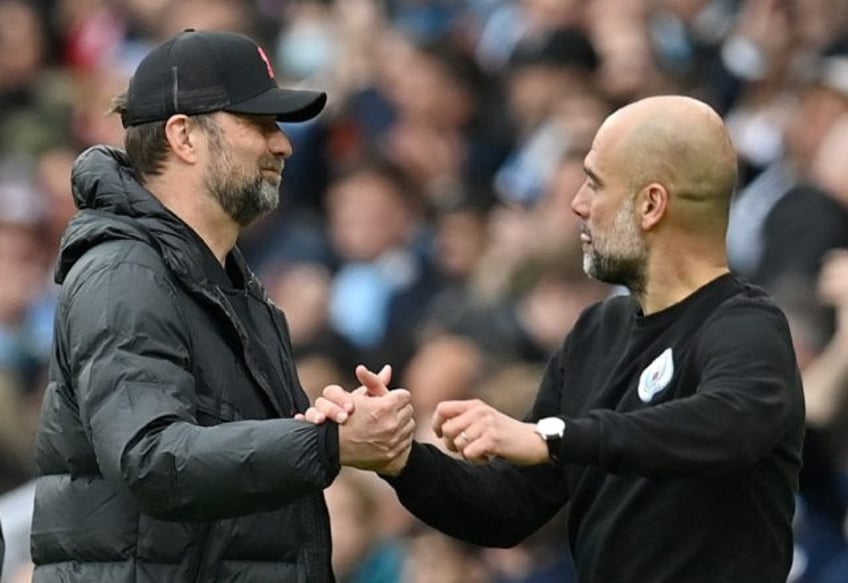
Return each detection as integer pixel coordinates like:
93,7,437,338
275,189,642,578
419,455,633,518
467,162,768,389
260,155,284,174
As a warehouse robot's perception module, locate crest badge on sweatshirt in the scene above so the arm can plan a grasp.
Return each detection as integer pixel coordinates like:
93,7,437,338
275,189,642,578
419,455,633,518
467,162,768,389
638,347,674,403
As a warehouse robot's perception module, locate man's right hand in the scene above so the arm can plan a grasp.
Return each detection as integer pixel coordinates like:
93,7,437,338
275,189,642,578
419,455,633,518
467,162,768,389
302,365,414,475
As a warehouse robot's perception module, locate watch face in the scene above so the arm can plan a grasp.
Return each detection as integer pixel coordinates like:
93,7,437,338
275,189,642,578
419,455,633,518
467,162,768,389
538,417,565,437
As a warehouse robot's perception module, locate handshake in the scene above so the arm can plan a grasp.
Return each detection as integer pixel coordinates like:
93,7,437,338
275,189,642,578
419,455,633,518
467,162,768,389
298,365,551,476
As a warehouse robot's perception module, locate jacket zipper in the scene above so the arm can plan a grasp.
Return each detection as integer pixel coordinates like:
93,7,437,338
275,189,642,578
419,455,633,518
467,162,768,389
267,304,305,414
194,284,287,416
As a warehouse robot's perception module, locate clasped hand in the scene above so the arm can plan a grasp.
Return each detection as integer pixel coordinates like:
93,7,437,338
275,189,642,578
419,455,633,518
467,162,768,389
298,365,414,475
301,365,549,469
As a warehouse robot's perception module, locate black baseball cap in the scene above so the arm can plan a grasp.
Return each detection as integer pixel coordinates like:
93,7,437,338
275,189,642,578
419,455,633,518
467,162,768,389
121,29,327,128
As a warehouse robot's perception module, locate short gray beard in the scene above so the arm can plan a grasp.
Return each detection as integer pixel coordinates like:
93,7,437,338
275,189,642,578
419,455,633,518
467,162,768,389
211,174,279,227
202,123,280,227
583,196,647,294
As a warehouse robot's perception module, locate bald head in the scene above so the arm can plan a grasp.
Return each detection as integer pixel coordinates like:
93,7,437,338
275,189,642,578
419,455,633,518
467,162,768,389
598,95,738,233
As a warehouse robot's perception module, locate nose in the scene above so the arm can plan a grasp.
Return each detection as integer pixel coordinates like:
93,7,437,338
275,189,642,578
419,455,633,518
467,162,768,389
269,126,294,159
571,182,589,218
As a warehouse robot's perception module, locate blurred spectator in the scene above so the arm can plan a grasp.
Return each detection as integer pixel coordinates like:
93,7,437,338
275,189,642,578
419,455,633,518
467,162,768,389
728,34,848,284
276,0,339,84
806,251,848,455
381,39,509,206
401,333,484,445
0,0,63,159
33,146,78,253
264,261,359,401
495,26,599,207
421,193,491,336
591,0,673,107
473,0,585,73
325,158,442,373
0,178,52,384
0,1,47,103
325,468,405,583
401,526,492,583
70,65,130,148
4,1,848,580
776,252,848,583
772,275,848,583
0,176,53,498
159,0,257,39
809,113,848,210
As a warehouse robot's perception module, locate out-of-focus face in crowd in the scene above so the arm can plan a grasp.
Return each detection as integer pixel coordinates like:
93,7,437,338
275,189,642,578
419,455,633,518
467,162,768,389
0,1,45,93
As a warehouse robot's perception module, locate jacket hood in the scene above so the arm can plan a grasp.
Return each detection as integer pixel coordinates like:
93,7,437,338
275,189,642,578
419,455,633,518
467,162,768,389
57,146,210,285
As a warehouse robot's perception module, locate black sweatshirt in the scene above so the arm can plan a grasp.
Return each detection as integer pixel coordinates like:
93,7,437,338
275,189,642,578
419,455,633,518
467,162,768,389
386,274,804,583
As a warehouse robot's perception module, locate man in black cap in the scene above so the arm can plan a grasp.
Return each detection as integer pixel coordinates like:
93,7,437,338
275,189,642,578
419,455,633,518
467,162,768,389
30,29,414,583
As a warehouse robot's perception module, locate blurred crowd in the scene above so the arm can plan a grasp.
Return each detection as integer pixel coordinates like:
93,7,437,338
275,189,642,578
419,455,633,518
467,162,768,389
1,0,848,581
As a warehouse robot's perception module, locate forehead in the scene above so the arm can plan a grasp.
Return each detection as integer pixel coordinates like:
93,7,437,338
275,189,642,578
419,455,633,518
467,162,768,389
584,131,609,175
584,115,629,175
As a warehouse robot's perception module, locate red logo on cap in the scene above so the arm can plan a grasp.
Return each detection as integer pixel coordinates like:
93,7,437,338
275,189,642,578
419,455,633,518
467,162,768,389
257,46,275,79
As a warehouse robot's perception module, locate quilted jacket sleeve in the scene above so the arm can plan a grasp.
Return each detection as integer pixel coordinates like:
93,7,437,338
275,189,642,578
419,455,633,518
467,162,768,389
63,255,338,521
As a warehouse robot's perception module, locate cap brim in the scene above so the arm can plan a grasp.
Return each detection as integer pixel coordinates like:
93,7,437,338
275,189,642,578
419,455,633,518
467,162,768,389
226,88,327,122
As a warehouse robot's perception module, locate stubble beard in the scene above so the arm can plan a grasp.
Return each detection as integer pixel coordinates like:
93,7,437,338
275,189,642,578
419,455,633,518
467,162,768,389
583,196,648,295
203,134,281,228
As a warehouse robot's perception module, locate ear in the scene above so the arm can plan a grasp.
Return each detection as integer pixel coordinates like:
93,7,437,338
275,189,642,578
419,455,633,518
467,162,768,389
639,183,669,231
163,115,199,165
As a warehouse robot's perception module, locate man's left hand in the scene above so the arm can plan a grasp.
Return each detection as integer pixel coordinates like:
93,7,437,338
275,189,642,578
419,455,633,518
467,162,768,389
433,399,549,465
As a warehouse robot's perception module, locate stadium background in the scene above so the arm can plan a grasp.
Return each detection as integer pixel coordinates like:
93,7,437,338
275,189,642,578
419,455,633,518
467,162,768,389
1,0,848,581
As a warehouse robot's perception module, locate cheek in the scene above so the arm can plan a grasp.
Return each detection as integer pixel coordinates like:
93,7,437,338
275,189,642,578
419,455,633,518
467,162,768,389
587,203,608,232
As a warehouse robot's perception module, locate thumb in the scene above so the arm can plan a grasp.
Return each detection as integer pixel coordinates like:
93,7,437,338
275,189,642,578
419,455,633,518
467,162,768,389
378,364,392,387
356,364,389,396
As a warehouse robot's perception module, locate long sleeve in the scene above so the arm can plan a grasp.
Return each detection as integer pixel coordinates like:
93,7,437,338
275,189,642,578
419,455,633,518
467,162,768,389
385,442,567,548
556,300,805,477
65,260,338,521
383,352,570,548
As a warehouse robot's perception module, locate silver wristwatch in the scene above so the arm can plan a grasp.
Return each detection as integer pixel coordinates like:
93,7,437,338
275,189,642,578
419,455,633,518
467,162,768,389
534,416,566,462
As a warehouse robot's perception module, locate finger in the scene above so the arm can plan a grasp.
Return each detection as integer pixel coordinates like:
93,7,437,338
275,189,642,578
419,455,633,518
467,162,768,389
434,399,477,422
378,364,392,387
440,409,482,443
323,384,356,413
397,403,415,426
356,365,390,397
432,408,447,438
462,437,495,464
443,433,459,453
392,416,417,450
452,431,469,455
314,397,348,424
388,388,412,407
303,407,326,424
432,400,476,437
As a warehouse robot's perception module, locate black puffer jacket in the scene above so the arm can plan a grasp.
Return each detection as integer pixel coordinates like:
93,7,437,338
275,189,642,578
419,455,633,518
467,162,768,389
32,146,339,582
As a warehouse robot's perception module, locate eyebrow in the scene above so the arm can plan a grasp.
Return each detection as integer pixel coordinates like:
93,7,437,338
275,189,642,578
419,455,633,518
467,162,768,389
584,164,603,186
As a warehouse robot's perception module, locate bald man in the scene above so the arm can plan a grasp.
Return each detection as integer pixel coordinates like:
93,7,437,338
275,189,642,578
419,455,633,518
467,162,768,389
307,96,805,582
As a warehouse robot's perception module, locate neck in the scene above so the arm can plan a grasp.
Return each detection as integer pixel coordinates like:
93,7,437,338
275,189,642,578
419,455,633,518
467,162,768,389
145,175,238,265
635,240,730,315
